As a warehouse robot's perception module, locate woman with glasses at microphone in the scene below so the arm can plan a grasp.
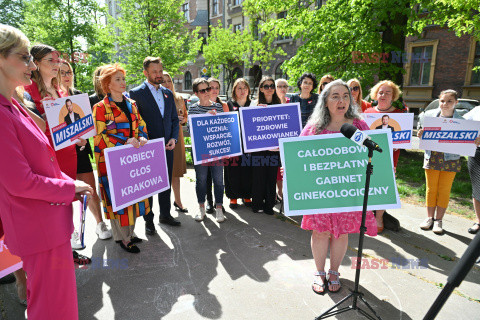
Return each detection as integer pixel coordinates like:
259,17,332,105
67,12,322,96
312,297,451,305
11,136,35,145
301,79,377,295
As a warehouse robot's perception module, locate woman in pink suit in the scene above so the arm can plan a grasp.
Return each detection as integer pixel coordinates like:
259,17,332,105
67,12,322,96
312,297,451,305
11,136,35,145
0,25,92,319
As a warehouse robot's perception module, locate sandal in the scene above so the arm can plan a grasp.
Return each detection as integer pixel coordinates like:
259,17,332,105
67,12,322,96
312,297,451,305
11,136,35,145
468,223,480,234
327,270,342,293
119,241,140,254
73,251,92,265
312,271,327,295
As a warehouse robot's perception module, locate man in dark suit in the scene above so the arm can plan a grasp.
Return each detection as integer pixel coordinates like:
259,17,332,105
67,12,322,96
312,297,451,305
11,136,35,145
129,57,181,234
64,99,80,125
375,114,395,131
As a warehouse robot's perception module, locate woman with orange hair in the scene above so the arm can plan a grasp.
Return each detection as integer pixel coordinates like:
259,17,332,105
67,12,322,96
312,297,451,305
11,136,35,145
92,64,150,253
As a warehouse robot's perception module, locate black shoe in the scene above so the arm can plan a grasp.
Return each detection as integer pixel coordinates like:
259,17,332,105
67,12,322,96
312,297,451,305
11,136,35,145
160,216,181,226
174,202,188,213
206,203,214,214
119,241,140,253
130,236,143,244
264,209,275,215
73,251,92,264
384,211,400,232
145,221,156,235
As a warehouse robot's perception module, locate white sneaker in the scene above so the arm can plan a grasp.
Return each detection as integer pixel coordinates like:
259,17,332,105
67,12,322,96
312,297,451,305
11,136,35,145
95,221,112,240
195,206,206,222
71,230,85,250
420,217,434,230
216,207,225,223
433,220,443,234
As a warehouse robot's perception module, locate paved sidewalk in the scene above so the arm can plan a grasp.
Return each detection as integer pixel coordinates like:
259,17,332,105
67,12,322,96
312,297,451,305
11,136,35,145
1,168,479,320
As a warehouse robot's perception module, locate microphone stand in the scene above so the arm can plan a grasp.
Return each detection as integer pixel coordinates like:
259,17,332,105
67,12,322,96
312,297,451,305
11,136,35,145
316,147,382,320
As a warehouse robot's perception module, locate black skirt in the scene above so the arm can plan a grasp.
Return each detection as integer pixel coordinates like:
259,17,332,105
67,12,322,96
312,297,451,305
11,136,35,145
468,147,480,201
76,142,93,174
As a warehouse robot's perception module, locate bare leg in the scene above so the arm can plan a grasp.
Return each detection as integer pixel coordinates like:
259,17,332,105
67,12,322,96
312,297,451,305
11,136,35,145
435,206,447,221
427,206,436,218
77,172,102,224
13,269,27,302
328,234,348,292
311,231,329,293
276,180,283,199
375,210,385,228
473,198,480,223
172,177,184,208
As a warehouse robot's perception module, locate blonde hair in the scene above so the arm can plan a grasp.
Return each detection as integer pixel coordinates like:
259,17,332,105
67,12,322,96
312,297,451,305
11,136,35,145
163,71,183,105
59,61,76,95
0,24,30,57
347,78,363,107
318,74,335,94
99,63,126,94
370,80,401,102
92,65,105,97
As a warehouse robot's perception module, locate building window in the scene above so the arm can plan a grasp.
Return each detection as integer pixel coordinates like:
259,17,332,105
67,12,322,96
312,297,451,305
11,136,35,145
409,46,433,86
184,71,192,91
405,40,438,87
233,24,242,32
233,0,242,5
276,11,289,41
212,0,218,16
471,41,480,84
275,62,288,80
182,3,189,20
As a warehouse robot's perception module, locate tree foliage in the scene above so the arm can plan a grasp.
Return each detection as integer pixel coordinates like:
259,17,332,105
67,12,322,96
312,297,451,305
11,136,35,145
22,0,114,92
114,0,202,84
242,0,480,89
0,0,25,29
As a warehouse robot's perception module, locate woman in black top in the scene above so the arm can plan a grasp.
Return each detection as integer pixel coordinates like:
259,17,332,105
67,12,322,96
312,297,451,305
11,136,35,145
290,72,319,127
59,61,112,241
225,78,253,208
250,76,281,215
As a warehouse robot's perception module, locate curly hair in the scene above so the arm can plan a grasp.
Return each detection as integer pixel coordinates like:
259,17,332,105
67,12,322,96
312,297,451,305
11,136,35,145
297,72,318,94
370,80,402,102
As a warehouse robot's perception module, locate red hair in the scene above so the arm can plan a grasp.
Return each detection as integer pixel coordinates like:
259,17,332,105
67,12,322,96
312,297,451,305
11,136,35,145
99,63,126,94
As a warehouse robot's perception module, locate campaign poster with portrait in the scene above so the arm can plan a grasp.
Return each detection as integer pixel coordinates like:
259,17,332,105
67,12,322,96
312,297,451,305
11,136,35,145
43,93,96,151
361,113,414,149
419,117,479,156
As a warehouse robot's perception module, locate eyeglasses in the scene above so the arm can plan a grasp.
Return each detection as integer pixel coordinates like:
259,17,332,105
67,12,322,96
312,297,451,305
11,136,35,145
15,53,34,66
350,86,360,92
262,84,275,90
42,58,62,65
197,87,212,94
277,85,288,89
61,71,73,77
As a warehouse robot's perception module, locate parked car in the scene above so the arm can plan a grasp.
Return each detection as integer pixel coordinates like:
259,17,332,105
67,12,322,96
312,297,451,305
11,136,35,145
187,94,199,108
422,98,479,117
177,92,191,101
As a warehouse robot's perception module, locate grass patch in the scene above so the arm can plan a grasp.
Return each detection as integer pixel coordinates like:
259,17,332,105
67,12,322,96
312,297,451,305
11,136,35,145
396,149,474,219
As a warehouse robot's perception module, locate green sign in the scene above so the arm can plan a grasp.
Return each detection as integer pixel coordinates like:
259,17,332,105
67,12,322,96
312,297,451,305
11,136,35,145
279,131,400,216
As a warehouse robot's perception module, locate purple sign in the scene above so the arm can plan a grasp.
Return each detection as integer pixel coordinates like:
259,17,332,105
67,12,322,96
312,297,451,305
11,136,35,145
240,103,302,152
104,138,170,211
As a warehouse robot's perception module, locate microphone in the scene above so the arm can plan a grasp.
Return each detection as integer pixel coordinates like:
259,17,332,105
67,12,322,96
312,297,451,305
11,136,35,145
340,123,382,152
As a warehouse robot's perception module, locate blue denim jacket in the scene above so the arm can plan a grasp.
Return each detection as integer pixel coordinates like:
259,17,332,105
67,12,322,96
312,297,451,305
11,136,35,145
417,108,463,161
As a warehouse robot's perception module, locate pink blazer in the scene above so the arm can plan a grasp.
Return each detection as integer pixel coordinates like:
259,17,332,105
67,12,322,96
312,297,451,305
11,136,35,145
0,94,75,257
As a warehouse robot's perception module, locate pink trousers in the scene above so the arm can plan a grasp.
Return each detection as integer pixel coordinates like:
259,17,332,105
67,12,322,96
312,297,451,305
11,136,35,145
22,241,78,320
